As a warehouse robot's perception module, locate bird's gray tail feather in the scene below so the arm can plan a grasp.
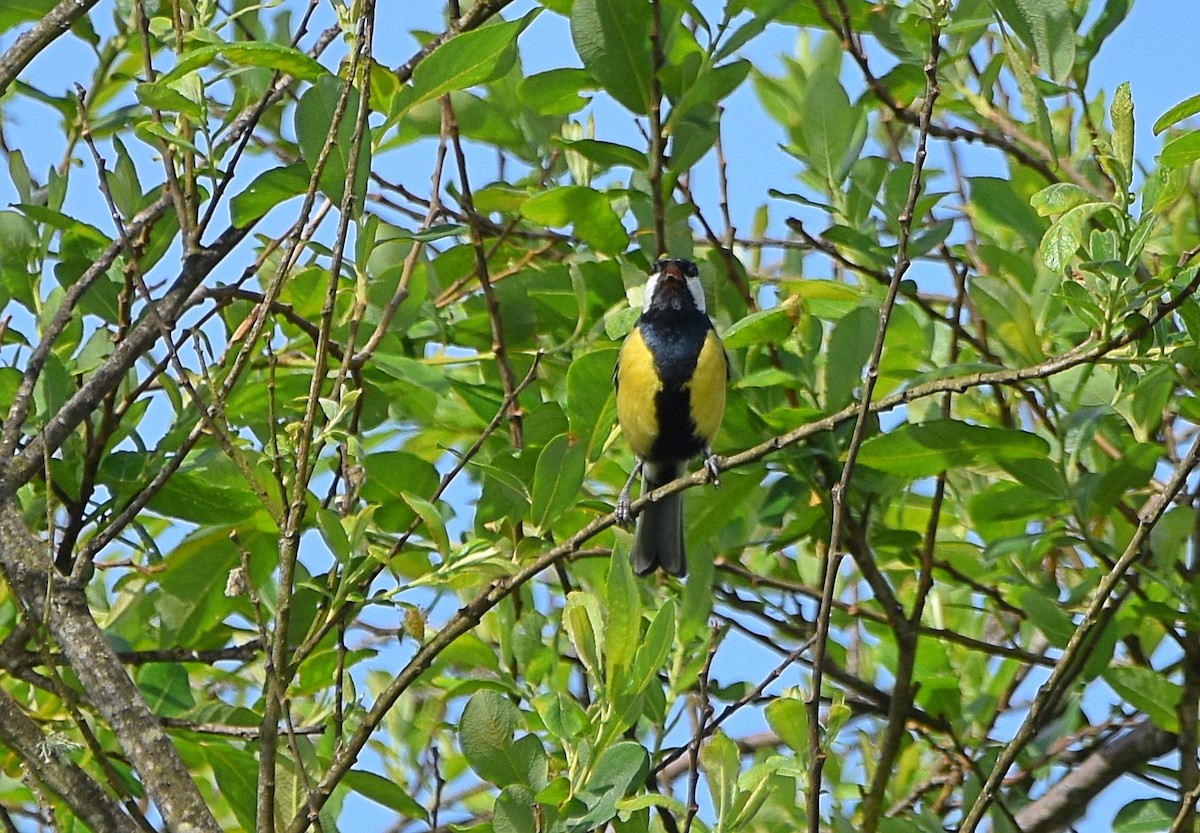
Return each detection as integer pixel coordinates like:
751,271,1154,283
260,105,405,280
632,462,686,577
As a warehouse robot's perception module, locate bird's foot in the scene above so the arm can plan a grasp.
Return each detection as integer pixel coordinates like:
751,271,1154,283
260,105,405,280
704,451,721,488
615,460,642,527
615,492,634,527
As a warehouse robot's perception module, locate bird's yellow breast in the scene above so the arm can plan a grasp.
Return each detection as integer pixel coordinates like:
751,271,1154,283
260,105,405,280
616,328,662,459
689,329,727,445
616,325,727,460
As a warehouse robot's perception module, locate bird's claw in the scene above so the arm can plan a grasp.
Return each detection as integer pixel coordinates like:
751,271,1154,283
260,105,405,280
615,460,642,527
615,493,634,527
704,452,721,488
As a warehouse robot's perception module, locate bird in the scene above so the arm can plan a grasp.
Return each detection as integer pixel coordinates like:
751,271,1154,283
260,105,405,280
614,257,728,577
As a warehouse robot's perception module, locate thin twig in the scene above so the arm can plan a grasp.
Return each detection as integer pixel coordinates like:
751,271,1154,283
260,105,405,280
682,625,721,833
806,23,944,833
258,4,375,827
959,423,1200,831
444,97,525,447
0,0,101,95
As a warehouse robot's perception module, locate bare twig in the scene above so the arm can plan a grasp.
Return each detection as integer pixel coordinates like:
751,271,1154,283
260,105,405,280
647,0,667,255
0,0,101,95
960,425,1200,830
0,687,139,833
807,24,944,833
683,625,721,833
445,97,525,447
1013,720,1174,833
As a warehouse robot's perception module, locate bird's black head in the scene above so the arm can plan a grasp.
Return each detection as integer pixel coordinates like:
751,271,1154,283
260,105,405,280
645,258,705,313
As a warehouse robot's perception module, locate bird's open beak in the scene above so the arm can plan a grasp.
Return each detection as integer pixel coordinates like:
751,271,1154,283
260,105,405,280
660,264,686,284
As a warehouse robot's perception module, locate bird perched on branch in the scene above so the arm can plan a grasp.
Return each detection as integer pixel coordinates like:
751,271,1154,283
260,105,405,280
614,257,728,577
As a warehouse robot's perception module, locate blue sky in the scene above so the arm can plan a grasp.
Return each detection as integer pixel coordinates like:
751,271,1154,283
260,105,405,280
3,0,1200,829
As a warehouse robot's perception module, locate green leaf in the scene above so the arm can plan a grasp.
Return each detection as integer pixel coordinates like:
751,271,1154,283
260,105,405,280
629,600,674,698
533,691,588,741
1029,182,1100,216
135,121,202,155
495,785,538,833
402,12,535,111
1113,798,1180,833
294,76,370,214
5,149,30,205
730,761,788,830
1149,505,1192,567
824,304,876,410
571,0,652,114
135,81,205,121
1159,130,1200,169
765,696,808,754
1015,587,1075,647
109,135,144,219
1039,202,1108,271
821,223,893,269
1078,0,1131,66
1082,442,1159,513
202,743,259,830
1103,666,1181,733
989,0,1076,83
0,210,37,263
135,663,195,717
158,41,328,85
230,162,309,227
668,105,720,174
722,298,798,349
574,741,649,828
530,433,587,528
521,186,627,254
558,138,648,170
344,770,429,820
1154,92,1200,135
567,347,619,460
856,420,1050,479
519,68,594,115
148,455,265,525
669,59,752,128
564,591,605,682
403,492,449,557
459,690,546,788
970,176,1045,247
605,550,640,696
388,222,466,243
0,0,57,30
360,451,441,532
701,731,740,825
1111,81,1134,190
154,526,242,644
714,0,794,62
908,218,955,259
801,69,857,189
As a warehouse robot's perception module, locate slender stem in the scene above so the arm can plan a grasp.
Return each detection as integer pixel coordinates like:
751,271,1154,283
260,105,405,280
445,97,525,447
647,0,667,255
806,24,943,833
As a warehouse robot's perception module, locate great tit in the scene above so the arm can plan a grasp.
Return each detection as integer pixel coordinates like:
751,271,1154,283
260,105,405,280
614,258,728,577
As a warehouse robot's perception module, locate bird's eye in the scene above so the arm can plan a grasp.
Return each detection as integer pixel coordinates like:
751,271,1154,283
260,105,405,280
651,259,667,274
684,260,699,277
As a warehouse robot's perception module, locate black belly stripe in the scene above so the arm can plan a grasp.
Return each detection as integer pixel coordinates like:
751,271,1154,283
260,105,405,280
651,387,705,461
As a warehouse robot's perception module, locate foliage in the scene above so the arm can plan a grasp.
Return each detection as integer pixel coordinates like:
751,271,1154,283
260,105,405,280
0,0,1199,832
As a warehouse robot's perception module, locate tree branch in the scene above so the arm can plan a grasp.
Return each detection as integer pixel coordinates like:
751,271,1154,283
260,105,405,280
0,686,139,833
1012,720,1175,833
0,502,219,832
0,0,100,96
